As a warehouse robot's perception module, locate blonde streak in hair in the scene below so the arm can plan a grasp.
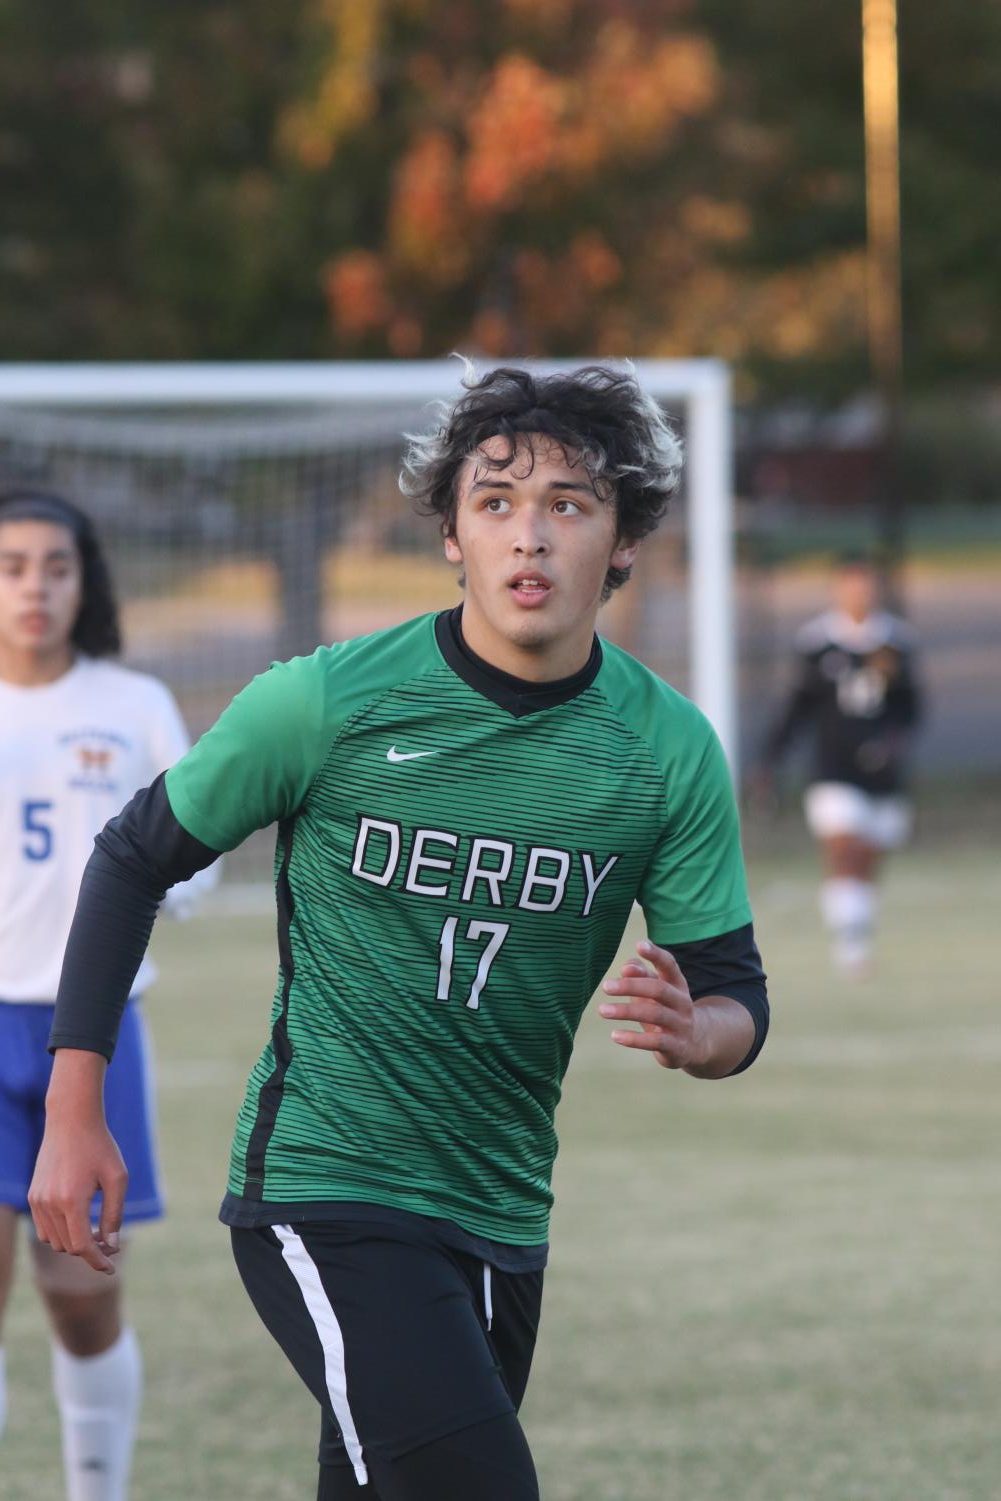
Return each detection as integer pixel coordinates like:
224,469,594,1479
398,403,453,499
451,350,480,390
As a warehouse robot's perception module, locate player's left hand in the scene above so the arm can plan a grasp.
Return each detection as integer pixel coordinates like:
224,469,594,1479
598,939,707,1070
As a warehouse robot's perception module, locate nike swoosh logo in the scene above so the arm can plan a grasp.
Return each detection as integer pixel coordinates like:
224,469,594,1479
386,745,440,763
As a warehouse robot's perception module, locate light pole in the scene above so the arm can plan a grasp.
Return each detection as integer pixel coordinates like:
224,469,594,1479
861,0,904,596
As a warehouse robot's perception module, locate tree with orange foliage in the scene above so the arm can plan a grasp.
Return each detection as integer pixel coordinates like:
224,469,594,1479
297,1,736,361
1,0,997,392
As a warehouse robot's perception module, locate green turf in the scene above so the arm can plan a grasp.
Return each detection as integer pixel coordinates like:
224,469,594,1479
3,843,999,1499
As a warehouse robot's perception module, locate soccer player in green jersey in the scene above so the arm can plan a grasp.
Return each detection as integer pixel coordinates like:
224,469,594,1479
30,365,769,1500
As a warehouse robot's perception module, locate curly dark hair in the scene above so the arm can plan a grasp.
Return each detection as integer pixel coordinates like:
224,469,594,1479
400,363,683,598
0,489,122,657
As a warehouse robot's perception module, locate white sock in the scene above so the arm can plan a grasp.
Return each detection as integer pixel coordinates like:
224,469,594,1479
0,1345,7,1439
820,877,876,971
52,1327,142,1501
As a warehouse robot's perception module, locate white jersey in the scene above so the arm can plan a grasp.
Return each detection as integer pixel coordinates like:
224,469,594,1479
0,656,214,1002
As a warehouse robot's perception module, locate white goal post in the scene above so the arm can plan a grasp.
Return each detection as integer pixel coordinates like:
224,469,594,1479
0,359,736,767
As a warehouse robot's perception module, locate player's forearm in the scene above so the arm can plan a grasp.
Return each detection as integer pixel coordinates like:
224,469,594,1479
684,996,759,1079
45,1047,109,1122
660,926,769,1078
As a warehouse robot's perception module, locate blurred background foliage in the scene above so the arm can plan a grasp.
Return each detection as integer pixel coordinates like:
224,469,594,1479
0,0,998,405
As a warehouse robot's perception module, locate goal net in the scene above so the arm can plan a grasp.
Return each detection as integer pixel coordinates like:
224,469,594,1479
0,360,739,880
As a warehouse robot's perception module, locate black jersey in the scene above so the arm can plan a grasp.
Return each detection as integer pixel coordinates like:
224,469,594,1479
764,610,922,795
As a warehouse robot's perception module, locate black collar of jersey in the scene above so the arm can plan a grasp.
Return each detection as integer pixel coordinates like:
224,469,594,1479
434,606,602,718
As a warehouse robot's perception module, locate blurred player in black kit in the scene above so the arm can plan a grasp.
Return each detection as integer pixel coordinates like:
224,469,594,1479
756,553,922,975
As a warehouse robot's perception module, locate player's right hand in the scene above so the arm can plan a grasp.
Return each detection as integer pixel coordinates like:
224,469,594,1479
29,1113,128,1276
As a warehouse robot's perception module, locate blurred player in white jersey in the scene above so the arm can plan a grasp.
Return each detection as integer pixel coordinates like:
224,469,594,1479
0,490,215,1500
756,553,922,975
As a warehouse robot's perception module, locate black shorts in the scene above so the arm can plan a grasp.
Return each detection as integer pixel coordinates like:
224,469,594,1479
231,1217,544,1482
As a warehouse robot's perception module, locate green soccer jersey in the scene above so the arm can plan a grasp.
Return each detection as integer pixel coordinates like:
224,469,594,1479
165,610,752,1245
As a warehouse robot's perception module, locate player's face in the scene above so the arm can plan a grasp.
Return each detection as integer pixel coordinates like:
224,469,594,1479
833,564,878,622
446,435,637,678
0,520,83,668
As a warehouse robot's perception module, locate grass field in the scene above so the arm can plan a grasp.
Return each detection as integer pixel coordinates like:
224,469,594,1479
3,834,999,1500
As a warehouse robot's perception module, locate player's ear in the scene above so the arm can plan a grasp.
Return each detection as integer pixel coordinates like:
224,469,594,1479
444,531,463,566
610,536,639,572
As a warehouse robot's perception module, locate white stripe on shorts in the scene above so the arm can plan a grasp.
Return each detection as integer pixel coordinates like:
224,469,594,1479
483,1262,493,1331
274,1224,368,1485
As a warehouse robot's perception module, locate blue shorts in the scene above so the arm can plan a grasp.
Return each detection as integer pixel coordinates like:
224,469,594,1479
0,999,163,1225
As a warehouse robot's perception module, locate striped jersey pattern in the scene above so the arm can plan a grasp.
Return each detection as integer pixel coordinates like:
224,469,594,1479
165,612,751,1244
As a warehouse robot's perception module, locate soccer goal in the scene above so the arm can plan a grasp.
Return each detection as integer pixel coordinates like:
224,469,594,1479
0,358,735,766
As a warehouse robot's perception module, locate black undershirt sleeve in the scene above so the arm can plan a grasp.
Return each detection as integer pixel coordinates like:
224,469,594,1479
658,923,769,1076
762,653,821,765
48,774,221,1061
